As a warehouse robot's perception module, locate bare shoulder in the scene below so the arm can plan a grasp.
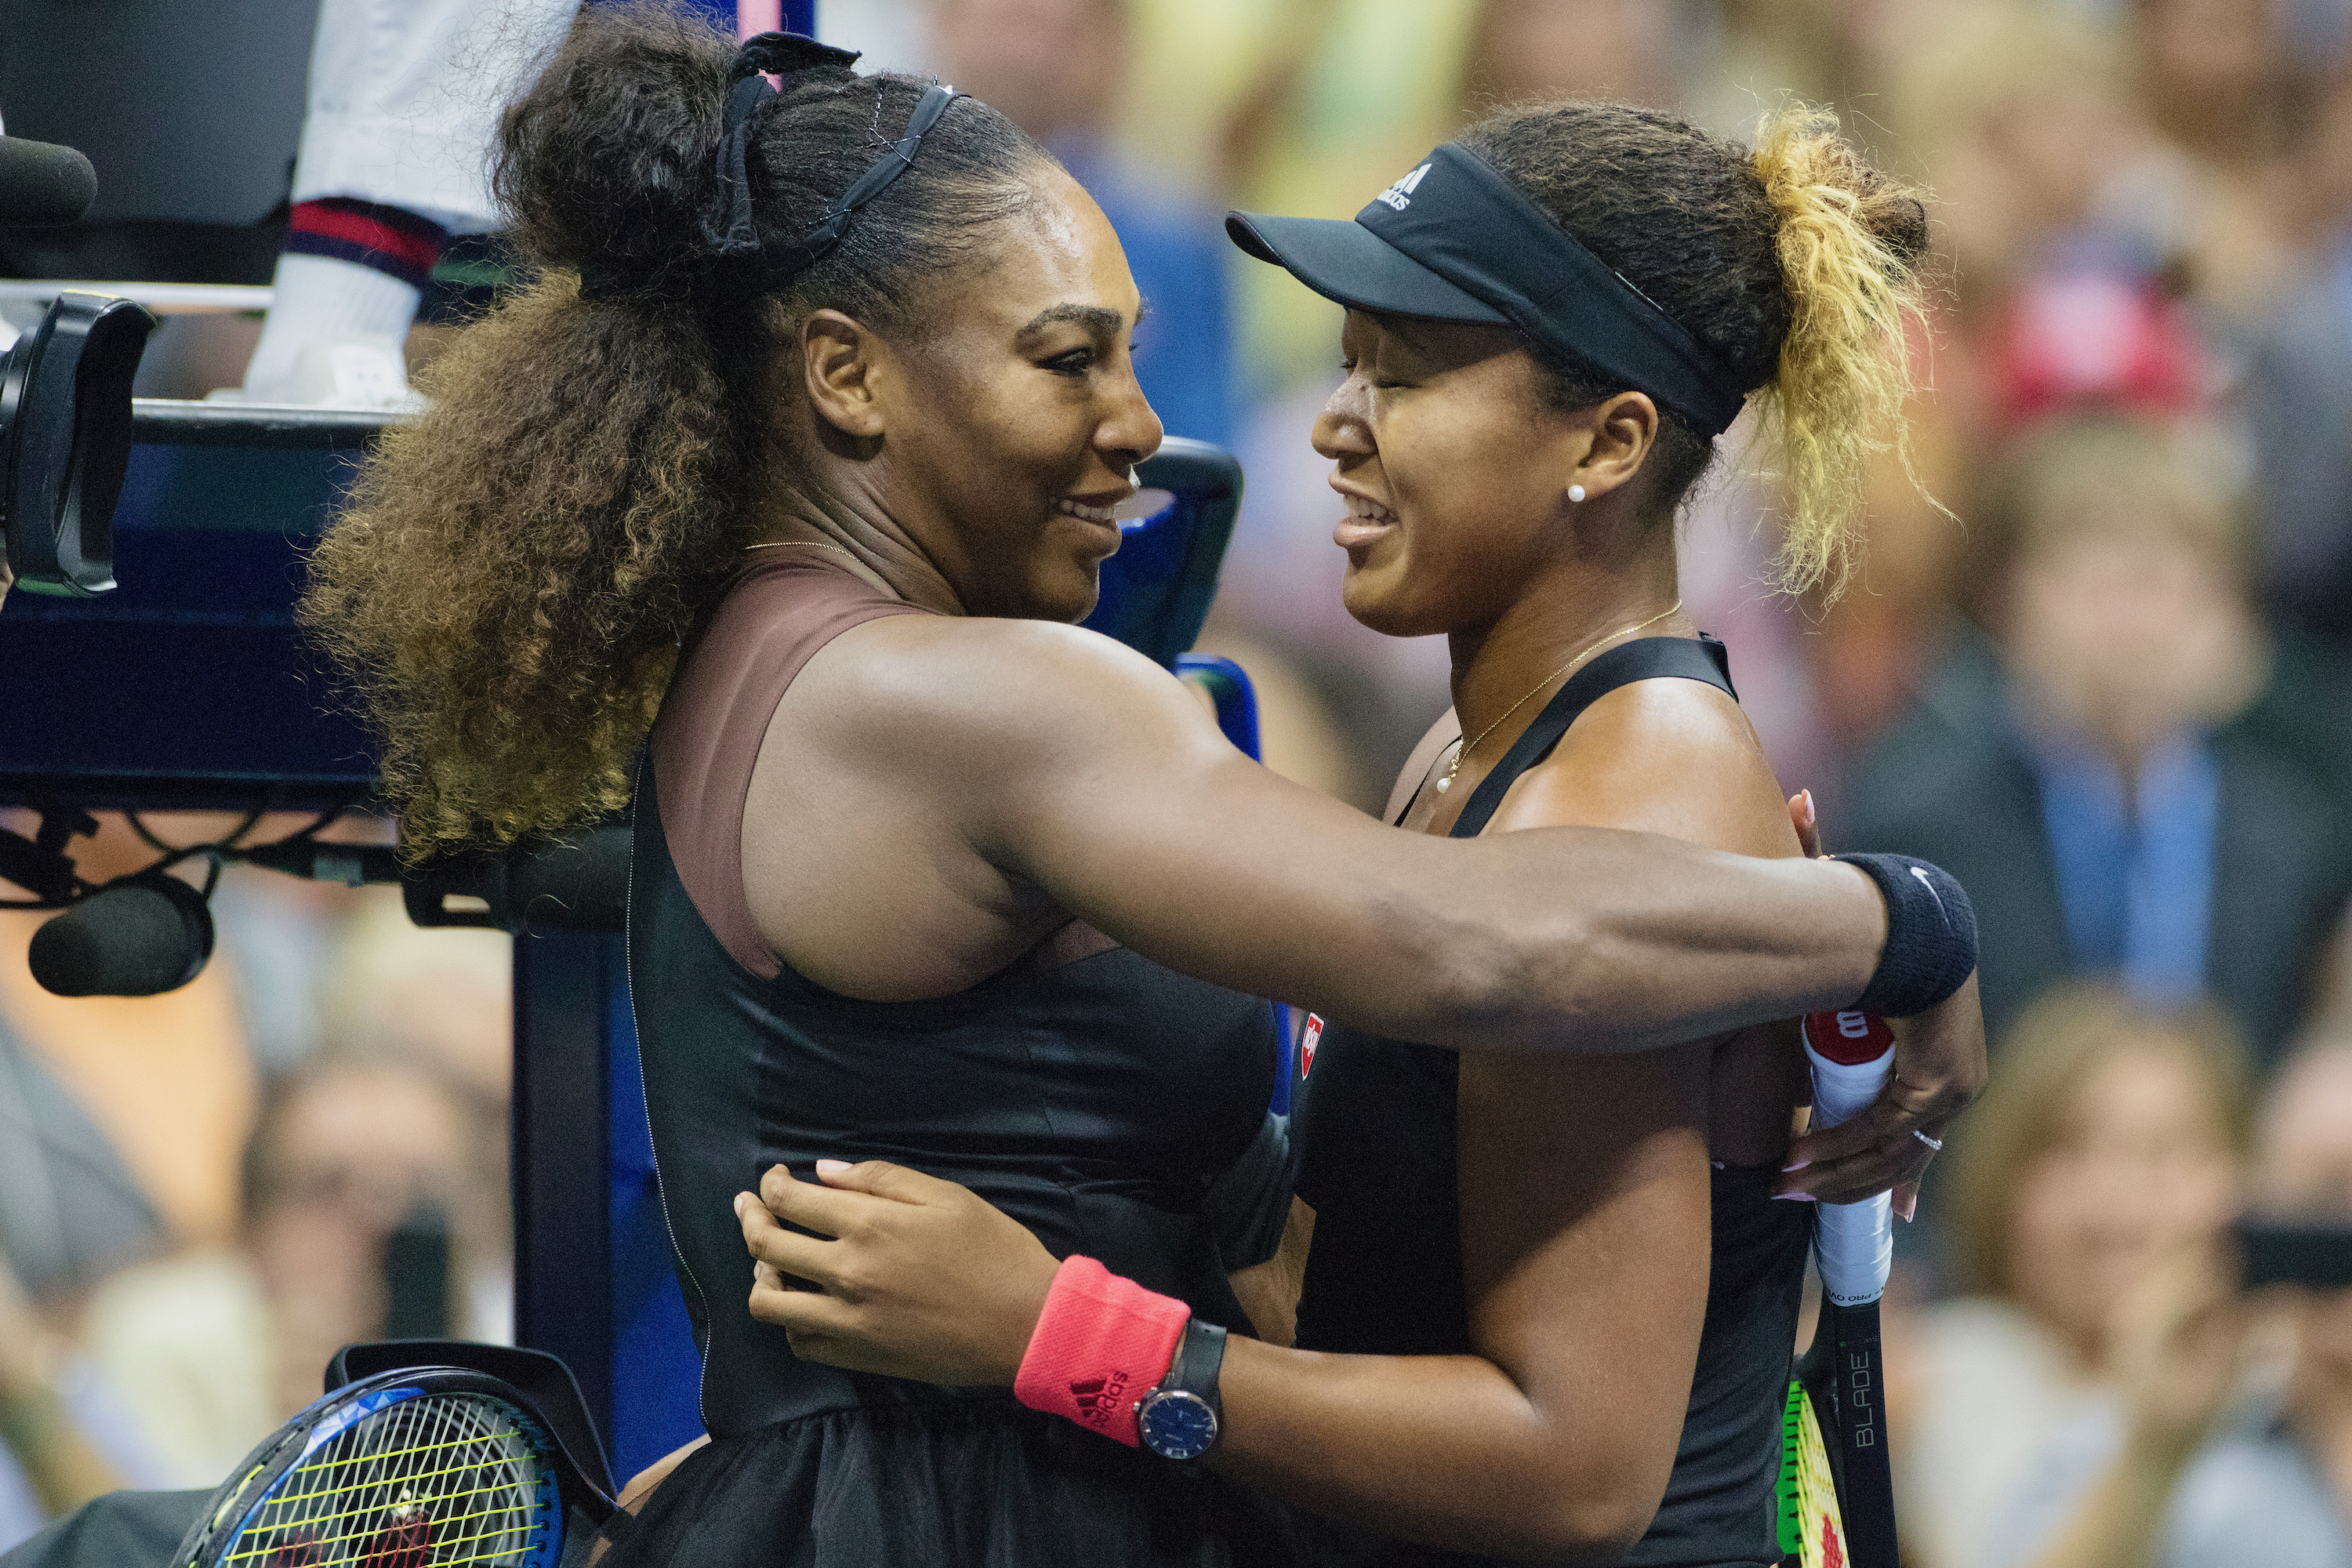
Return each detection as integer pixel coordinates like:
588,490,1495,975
779,612,1220,771
1486,675,1798,859
1384,707,1462,825
744,615,1231,997
1481,676,1802,1163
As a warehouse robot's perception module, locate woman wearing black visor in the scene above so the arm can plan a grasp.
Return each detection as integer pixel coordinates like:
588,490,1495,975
274,5,1976,1566
740,94,1955,1567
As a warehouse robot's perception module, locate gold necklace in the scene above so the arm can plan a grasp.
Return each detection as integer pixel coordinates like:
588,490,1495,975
1433,600,1684,796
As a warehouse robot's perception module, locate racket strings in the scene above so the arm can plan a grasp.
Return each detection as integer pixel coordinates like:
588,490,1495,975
1777,1381,1848,1568
256,1419,542,1512
224,1392,550,1566
228,1475,535,1541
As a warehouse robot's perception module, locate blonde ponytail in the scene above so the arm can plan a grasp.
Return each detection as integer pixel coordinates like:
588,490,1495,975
1749,104,1937,599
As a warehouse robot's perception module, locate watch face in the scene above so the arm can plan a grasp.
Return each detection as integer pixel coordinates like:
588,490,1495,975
1138,1389,1218,1461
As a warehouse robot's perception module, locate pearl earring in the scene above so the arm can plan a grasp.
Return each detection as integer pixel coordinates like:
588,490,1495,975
1568,484,1587,503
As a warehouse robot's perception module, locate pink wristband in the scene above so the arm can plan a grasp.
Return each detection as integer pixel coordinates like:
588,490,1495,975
1013,1255,1189,1447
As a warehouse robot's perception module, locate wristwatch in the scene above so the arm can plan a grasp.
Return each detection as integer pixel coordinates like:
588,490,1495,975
1134,1317,1226,1460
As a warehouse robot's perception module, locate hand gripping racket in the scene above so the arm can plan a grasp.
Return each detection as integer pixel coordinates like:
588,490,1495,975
1777,1011,1900,1568
171,1366,577,1568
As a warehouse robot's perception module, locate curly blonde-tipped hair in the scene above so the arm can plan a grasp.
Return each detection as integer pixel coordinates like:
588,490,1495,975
1458,100,1934,598
298,2,1049,855
1751,105,1937,597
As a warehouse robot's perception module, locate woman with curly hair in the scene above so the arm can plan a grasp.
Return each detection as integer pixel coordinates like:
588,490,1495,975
299,4,1979,1563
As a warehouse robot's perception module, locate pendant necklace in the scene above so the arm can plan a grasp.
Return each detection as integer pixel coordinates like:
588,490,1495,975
1433,600,1683,796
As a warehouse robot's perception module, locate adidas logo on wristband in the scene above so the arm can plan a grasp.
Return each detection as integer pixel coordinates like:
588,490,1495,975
1016,1255,1189,1448
1068,1371,1129,1428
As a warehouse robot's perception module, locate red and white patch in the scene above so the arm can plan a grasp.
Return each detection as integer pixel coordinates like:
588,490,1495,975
1300,1014,1323,1077
1801,1010,1893,1066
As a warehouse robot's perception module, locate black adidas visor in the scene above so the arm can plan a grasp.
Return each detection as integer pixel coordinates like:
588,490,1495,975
1226,143,1748,437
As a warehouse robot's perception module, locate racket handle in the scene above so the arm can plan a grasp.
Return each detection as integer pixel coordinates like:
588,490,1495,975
1813,1195,1893,1307
1802,1012,1896,1308
1802,1011,1894,1128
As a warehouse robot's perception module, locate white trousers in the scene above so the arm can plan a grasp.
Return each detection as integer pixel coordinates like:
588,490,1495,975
289,0,583,233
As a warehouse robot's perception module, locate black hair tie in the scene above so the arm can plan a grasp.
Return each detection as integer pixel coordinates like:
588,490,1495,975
702,32,862,257
577,31,858,303
580,36,964,307
750,80,964,287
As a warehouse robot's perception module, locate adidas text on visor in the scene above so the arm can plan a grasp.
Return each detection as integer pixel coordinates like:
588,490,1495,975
1226,143,1749,438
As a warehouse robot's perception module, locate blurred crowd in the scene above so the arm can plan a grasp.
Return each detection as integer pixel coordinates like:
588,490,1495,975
0,811,512,1549
6,0,2352,1561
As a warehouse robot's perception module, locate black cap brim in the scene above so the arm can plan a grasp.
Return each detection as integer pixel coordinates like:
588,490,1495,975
1225,211,1509,326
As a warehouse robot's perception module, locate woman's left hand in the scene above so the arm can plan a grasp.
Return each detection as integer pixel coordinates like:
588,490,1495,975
1777,974,1982,1213
1773,787,1985,1215
737,1160,1059,1386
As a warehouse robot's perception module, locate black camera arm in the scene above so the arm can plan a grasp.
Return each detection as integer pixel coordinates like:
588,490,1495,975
0,804,97,906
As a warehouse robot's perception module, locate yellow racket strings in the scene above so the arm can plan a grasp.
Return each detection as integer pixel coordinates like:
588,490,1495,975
1777,1380,1848,1568
226,1392,549,1566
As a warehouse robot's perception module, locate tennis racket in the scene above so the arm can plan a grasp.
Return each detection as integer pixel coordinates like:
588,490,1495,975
170,1366,567,1568
1777,1011,1900,1568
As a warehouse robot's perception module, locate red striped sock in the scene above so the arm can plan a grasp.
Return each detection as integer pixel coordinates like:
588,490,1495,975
284,199,448,292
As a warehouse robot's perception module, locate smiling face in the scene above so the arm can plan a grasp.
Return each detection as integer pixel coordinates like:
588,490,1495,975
855,167,1160,622
1312,310,1605,639
2004,1042,2241,1356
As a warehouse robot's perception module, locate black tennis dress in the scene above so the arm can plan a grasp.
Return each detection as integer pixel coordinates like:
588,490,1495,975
1290,637,1812,1568
610,556,1297,1567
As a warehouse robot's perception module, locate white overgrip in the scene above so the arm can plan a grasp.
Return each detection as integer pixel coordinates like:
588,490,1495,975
1804,1017,1895,1308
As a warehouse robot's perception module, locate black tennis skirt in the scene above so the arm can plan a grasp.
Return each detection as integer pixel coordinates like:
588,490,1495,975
601,1391,1303,1568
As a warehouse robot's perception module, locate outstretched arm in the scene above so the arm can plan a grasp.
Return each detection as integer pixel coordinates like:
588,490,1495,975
765,616,1980,1180
736,676,1891,1555
960,620,1892,1053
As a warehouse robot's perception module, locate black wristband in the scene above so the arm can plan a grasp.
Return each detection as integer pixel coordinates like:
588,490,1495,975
1833,853,1977,1017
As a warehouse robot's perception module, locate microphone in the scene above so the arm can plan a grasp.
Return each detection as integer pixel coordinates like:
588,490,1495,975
0,136,96,227
29,876,216,997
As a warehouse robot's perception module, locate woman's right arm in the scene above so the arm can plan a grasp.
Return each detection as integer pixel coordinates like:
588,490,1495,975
757,615,1978,1186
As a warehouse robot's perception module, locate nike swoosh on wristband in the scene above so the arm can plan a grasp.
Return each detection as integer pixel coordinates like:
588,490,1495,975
1910,864,1948,925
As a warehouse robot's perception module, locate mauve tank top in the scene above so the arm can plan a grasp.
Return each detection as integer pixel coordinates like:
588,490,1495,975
627,555,1284,1437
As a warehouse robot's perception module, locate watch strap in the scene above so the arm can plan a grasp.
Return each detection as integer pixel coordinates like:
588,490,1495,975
1167,1317,1226,1419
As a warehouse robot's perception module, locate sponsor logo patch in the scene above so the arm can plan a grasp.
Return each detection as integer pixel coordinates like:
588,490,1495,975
1374,163,1431,210
1910,863,1950,923
1069,1370,1129,1428
1801,1009,1894,1065
1300,1014,1324,1077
